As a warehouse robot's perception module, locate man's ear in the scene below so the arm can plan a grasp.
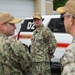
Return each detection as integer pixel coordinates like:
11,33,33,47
0,24,3,28
69,17,74,26
0,24,5,30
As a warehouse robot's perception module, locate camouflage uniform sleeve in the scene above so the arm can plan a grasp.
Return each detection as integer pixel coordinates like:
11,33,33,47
61,46,75,67
60,44,75,75
12,40,32,73
43,27,57,56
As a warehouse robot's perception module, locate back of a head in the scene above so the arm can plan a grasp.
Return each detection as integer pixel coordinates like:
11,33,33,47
0,12,22,24
56,0,75,15
0,12,14,24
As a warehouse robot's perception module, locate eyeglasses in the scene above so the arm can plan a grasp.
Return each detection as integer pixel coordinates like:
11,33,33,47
60,14,75,21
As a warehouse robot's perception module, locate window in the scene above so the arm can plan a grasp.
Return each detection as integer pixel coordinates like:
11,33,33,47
20,19,44,32
48,18,66,33
20,19,35,32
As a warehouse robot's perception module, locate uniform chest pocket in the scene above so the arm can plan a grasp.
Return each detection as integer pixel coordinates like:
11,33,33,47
31,34,43,41
36,35,43,41
35,36,44,46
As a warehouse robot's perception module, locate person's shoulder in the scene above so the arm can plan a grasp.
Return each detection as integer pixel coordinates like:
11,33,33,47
10,39,28,53
9,38,23,47
66,43,75,52
42,25,52,34
33,28,36,33
42,26,50,37
42,25,50,31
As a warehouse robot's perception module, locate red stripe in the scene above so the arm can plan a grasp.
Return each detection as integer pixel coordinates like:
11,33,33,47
19,35,22,38
57,43,69,48
18,34,32,39
18,34,70,48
